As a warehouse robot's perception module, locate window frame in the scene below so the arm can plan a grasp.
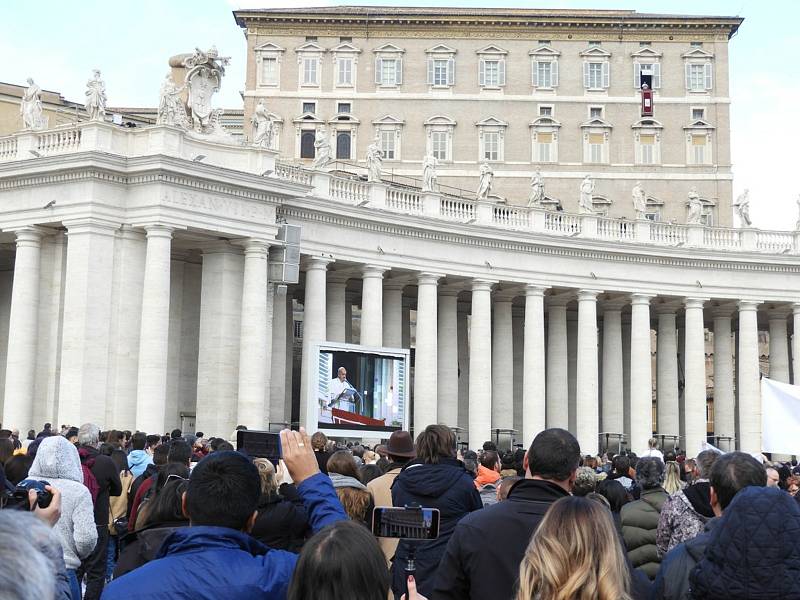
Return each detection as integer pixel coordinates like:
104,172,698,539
476,45,508,90
682,48,715,93
373,44,405,88
529,116,561,165
426,45,457,89
425,115,457,162
475,117,508,163
580,46,612,91
372,115,404,161
255,42,285,89
295,41,326,90
632,119,663,166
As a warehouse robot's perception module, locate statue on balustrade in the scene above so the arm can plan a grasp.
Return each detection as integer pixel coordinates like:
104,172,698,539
632,181,647,220
686,187,703,225
527,168,544,207
796,195,800,231
476,162,493,200
85,69,107,122
156,73,188,128
312,127,332,168
733,189,753,228
20,78,45,130
366,134,384,182
579,175,595,214
422,154,437,192
251,99,274,149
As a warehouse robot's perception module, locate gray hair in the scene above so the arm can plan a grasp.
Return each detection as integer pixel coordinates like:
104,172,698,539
0,511,56,600
635,457,665,489
78,423,101,447
573,466,598,496
695,449,720,479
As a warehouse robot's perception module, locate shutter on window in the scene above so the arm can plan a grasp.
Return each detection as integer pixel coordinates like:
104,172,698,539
427,58,434,85
602,62,610,88
498,59,506,86
685,63,692,90
583,62,590,88
532,61,539,87
479,58,485,86
375,58,382,85
634,62,641,88
652,63,661,89
551,60,559,87
447,57,455,85
704,63,713,89
396,59,402,85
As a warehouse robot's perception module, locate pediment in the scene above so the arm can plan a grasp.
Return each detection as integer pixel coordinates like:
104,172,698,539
682,48,714,59
372,114,405,125
331,42,361,54
580,46,612,58
295,41,325,53
255,42,285,53
475,116,508,128
328,113,361,123
292,112,324,123
373,43,405,54
580,117,613,128
684,119,715,130
424,114,457,126
631,47,663,59
529,45,561,57
646,196,664,206
529,117,562,128
632,118,664,129
426,44,457,54
592,195,613,205
476,44,508,55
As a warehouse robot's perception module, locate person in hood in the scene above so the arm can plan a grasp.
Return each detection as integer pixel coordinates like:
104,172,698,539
688,485,800,599
327,450,374,526
656,450,719,556
127,432,153,478
101,429,348,600
28,435,98,600
250,458,310,552
390,424,482,600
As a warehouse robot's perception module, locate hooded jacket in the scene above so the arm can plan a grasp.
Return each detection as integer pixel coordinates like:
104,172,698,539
689,486,800,599
101,472,347,600
390,457,483,599
28,436,98,569
621,486,669,579
127,450,153,479
79,444,122,525
250,484,310,553
656,482,714,556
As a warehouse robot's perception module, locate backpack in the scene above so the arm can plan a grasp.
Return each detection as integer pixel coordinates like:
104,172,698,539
77,447,100,504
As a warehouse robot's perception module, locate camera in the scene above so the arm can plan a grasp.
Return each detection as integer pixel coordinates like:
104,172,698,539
12,479,53,510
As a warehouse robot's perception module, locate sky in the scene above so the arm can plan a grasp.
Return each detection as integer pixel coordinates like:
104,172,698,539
0,0,795,229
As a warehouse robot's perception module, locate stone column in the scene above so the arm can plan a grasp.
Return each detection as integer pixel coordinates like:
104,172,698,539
546,299,569,429
656,309,680,439
135,225,174,434
523,285,547,445
769,310,791,383
58,219,118,427
793,303,800,385
601,302,624,436
299,257,331,428
469,279,494,449
236,239,271,429
360,265,386,347
712,309,735,439
2,227,44,430
576,290,601,455
512,309,524,435
383,282,404,348
738,300,762,454
196,243,244,437
683,298,708,456
414,273,440,434
629,293,653,455
492,294,514,431
401,298,411,349
270,285,289,424
284,291,295,423
437,289,459,427
457,305,470,430
326,274,348,343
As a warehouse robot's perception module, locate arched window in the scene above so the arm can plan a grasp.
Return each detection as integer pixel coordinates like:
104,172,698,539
300,131,315,158
336,131,351,159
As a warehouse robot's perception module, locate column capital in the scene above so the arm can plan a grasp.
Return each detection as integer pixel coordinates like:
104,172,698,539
362,264,389,279
524,284,548,297
577,289,602,302
493,288,517,302
384,278,408,292
143,224,175,239
11,225,49,247
306,255,334,271
62,217,121,237
199,240,242,256
768,308,792,321
710,306,735,320
417,272,443,286
439,288,461,298
630,293,654,306
327,271,350,285
684,297,709,310
737,299,762,312
232,238,271,255
471,278,497,293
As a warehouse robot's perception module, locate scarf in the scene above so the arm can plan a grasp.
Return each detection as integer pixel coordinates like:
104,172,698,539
328,473,367,491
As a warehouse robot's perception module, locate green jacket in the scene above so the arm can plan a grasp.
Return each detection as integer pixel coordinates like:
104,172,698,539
621,487,669,580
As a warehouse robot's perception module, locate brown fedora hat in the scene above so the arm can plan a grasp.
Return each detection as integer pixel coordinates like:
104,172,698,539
386,430,416,458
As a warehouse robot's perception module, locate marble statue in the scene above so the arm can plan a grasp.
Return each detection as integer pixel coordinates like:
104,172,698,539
527,168,545,207
366,134,384,182
579,175,595,214
312,127,332,168
734,189,753,228
20,78,44,130
85,69,107,122
181,46,231,135
251,99,274,149
476,162,493,200
796,195,800,231
422,154,437,193
632,181,647,220
156,73,187,127
686,187,703,225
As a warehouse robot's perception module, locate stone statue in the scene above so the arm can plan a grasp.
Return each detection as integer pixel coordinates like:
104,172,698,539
527,168,545,207
85,69,107,122
312,127,332,168
796,195,800,231
632,181,647,220
476,162,493,200
579,175,595,214
686,187,703,225
181,46,231,135
20,78,44,130
422,154,437,193
251,99,274,149
156,73,187,127
733,189,753,228
366,134,384,182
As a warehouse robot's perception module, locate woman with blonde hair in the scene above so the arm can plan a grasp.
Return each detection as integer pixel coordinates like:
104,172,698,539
326,450,374,526
663,460,686,495
516,495,633,600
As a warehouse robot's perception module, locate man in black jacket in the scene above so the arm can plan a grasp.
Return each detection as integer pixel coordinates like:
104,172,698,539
651,452,767,600
77,423,122,600
431,428,579,600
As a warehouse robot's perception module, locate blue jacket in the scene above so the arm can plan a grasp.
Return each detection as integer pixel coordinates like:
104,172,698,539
101,473,346,600
689,486,800,599
127,450,153,479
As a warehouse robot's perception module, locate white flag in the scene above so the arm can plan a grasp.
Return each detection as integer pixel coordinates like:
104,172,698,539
761,377,800,455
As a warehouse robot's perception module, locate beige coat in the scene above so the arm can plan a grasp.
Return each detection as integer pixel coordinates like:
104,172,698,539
367,466,402,565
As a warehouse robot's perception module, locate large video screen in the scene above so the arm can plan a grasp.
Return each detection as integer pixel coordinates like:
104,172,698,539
310,343,409,436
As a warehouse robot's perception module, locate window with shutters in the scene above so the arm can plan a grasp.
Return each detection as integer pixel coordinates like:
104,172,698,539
426,45,457,89
586,63,606,89
631,47,663,89
581,46,611,91
589,134,604,162
537,132,553,162
476,46,508,89
529,44,560,91
295,41,325,89
372,115,404,161
684,118,714,165
425,115,456,162
692,135,706,163
483,131,499,160
261,58,278,86
255,42,285,88
640,134,655,164
683,48,714,93
302,57,319,85
336,57,353,86
433,60,450,86
380,130,396,159
530,115,560,164
432,131,448,160
633,119,662,165
476,117,507,162
331,43,360,88
373,44,405,88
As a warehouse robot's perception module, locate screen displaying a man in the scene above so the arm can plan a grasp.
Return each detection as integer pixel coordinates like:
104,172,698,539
329,367,356,413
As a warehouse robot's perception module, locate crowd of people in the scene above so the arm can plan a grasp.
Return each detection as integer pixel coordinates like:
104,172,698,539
1,421,799,600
